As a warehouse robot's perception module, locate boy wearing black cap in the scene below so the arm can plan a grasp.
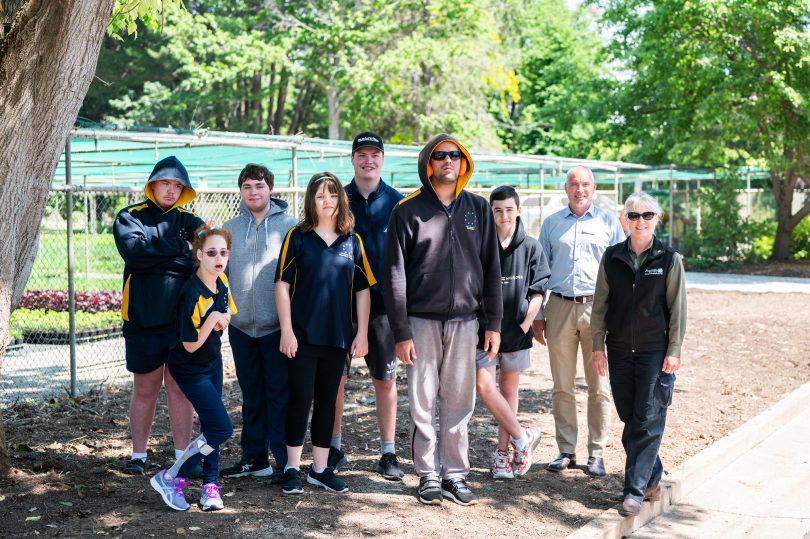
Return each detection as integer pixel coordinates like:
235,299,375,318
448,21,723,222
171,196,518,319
329,132,406,480
113,156,205,475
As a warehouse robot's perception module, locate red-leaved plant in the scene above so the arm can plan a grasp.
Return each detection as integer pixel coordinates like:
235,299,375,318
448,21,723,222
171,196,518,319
20,290,122,313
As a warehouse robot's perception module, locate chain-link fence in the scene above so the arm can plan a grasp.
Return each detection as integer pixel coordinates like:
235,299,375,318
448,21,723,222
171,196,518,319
6,179,786,404
5,185,608,404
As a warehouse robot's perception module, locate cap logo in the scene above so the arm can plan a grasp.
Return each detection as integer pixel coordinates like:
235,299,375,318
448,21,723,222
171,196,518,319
356,136,379,144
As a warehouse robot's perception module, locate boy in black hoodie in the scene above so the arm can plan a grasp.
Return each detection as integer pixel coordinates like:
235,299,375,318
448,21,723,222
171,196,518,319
476,186,550,480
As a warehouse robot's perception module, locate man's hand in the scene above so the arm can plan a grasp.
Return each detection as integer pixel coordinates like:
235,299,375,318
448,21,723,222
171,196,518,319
662,355,682,374
483,330,501,360
280,329,298,359
592,350,607,376
519,320,532,335
395,339,417,366
532,320,546,346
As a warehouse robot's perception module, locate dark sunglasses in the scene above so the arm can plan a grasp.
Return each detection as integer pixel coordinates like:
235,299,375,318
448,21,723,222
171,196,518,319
204,249,230,258
627,211,657,221
430,150,462,161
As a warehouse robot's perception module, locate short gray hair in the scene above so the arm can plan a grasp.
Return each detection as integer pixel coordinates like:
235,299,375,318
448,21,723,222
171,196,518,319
566,165,594,184
623,191,661,216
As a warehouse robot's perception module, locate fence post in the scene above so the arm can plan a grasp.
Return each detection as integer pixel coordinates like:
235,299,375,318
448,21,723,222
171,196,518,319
65,140,77,398
83,175,90,281
539,166,545,227
669,165,675,247
746,168,752,219
291,146,299,216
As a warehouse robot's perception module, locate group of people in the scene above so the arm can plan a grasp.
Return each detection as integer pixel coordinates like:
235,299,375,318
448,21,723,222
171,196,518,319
113,131,686,517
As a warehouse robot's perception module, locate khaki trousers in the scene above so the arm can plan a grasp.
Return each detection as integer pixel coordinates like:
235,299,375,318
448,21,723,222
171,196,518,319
544,293,611,457
406,317,477,479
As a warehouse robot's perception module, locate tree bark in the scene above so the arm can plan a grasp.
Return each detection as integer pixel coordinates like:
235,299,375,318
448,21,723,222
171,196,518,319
273,67,289,134
266,63,276,134
0,0,115,475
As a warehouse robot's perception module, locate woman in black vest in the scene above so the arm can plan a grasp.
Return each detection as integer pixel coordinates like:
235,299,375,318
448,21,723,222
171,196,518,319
591,191,687,517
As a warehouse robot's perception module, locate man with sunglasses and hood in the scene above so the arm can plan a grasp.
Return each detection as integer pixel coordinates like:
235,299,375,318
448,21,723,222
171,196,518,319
384,134,502,506
114,156,205,475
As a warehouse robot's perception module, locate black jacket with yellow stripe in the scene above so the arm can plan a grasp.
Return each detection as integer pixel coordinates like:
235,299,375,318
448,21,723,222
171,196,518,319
113,183,204,330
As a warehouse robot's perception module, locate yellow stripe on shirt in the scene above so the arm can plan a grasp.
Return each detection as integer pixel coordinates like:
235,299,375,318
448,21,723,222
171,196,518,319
277,226,297,281
355,234,377,287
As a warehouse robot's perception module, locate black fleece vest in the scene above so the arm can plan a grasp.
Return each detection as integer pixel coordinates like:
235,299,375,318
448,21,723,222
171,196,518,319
604,238,675,353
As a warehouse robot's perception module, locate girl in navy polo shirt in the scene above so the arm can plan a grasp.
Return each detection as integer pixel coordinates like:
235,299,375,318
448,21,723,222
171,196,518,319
150,225,237,512
275,172,374,495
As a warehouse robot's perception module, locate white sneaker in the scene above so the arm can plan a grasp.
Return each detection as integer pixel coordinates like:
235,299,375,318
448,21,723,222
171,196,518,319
491,449,514,479
199,483,224,511
150,470,189,511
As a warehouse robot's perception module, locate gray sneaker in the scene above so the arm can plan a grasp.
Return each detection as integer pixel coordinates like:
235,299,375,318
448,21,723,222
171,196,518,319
441,477,478,506
199,483,224,511
150,470,189,511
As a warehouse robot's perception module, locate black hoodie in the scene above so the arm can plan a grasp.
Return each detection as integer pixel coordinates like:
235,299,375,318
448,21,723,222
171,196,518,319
477,216,550,353
383,133,502,343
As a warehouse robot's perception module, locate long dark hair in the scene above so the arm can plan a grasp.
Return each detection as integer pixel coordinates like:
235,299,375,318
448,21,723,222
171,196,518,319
299,172,354,235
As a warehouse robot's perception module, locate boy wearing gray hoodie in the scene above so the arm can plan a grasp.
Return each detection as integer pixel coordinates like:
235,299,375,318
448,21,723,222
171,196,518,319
221,164,297,478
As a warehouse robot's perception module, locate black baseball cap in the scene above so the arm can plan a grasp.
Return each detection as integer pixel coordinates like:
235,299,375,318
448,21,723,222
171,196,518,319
352,132,384,153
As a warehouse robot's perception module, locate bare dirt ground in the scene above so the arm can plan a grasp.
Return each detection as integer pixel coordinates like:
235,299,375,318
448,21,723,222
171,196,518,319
2,289,809,538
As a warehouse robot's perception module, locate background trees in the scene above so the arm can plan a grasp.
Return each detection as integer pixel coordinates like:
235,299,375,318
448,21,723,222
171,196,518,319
594,0,810,260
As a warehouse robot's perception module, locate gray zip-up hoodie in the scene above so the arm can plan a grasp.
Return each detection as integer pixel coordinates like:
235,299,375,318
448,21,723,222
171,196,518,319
224,197,298,338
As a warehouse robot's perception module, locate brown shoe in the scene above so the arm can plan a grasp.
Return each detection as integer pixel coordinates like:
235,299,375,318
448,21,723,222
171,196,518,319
644,483,661,501
618,497,642,516
546,453,576,472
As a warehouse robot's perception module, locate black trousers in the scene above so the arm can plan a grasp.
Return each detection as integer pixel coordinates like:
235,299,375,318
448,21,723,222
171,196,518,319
607,348,675,501
285,343,347,448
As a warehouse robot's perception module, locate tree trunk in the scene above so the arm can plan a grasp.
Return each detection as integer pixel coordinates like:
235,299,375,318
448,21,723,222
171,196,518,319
274,68,289,134
266,63,276,134
327,76,340,140
0,0,115,475
251,71,262,133
769,168,810,260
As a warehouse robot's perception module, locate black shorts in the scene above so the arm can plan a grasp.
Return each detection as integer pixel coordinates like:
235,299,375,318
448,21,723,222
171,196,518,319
364,314,397,381
124,325,176,374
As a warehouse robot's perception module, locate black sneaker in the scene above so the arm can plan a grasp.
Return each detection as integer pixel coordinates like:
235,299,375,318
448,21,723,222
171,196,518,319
418,476,443,505
376,452,405,481
123,458,146,475
327,446,348,472
440,477,478,506
221,456,273,478
281,468,303,495
307,467,349,493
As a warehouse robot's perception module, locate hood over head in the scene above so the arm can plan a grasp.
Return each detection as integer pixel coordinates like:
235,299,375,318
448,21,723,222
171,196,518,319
417,133,474,200
144,155,196,210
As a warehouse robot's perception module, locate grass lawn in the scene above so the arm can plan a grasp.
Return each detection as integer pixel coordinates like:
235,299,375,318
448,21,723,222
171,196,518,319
28,230,123,291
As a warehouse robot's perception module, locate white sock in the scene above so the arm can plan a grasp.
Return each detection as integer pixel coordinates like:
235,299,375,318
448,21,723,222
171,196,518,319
131,451,147,462
284,465,300,472
313,466,326,473
381,440,395,456
512,430,529,452
174,448,185,460
331,434,342,450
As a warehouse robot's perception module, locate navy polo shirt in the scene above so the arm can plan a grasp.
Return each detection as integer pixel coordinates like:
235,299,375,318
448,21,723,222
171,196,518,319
168,273,237,383
275,227,376,349
345,179,403,315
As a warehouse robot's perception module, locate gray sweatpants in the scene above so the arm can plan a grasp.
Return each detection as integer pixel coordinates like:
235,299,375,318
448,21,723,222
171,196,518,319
406,317,478,480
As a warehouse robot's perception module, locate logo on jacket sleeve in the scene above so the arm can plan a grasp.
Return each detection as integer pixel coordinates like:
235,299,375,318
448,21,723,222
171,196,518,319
644,267,664,276
464,211,477,231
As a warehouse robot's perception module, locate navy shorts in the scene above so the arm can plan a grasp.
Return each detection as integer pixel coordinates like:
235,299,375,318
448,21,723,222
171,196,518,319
363,313,398,381
123,324,176,374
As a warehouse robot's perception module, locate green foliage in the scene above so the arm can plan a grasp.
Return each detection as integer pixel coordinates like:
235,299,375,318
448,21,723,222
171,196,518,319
790,217,810,260
745,220,777,263
109,0,185,38
594,0,810,258
681,175,749,269
10,309,122,335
